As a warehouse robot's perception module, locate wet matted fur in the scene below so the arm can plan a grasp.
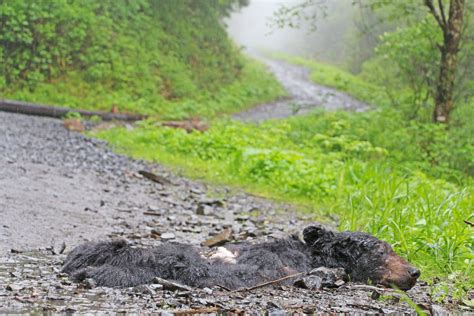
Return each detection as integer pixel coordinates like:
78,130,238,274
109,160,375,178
62,224,420,290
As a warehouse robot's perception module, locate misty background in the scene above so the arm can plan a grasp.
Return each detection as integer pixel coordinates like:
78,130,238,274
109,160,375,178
225,0,381,72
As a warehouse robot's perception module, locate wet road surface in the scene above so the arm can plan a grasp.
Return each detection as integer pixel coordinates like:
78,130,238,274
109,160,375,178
233,58,367,122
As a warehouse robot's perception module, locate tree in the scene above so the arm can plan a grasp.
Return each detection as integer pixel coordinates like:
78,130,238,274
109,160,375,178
425,0,465,123
274,0,468,124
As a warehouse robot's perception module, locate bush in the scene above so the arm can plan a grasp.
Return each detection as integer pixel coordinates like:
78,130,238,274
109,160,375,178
0,0,279,118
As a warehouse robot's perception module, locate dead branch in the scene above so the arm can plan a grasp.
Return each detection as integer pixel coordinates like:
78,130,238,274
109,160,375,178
215,284,232,292
233,272,304,292
138,170,172,185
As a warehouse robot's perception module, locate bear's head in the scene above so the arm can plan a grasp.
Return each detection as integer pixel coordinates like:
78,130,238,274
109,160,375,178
303,224,420,290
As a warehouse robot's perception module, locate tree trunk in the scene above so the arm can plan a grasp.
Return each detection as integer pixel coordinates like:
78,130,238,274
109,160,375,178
433,0,465,124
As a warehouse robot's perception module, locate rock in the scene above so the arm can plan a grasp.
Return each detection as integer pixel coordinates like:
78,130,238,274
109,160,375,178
334,279,345,287
294,276,323,290
430,305,449,315
83,278,97,289
152,277,193,292
160,232,176,240
133,284,155,295
196,198,225,215
268,309,287,316
236,215,249,221
309,267,347,288
202,228,232,247
150,284,163,291
150,230,161,239
202,287,213,295
267,301,283,309
189,188,203,195
371,290,381,300
196,204,213,216
9,272,20,278
147,205,162,213
5,283,23,291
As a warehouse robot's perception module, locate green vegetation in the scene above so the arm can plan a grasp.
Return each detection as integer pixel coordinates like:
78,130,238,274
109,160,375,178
0,0,284,119
269,54,474,178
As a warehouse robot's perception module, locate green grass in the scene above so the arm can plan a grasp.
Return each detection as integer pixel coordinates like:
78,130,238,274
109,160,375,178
3,58,285,120
94,111,474,293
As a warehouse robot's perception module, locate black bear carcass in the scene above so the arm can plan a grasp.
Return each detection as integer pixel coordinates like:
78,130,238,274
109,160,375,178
62,223,420,290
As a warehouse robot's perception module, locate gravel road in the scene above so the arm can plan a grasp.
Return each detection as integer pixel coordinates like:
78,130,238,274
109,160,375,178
233,58,368,122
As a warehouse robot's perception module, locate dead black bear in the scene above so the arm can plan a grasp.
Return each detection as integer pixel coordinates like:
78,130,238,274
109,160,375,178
62,223,420,290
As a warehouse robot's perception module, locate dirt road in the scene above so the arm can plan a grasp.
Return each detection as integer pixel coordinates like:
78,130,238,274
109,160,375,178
234,57,367,122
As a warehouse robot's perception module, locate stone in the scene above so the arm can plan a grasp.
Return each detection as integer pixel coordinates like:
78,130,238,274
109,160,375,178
294,276,323,290
202,228,233,247
160,232,176,240
309,267,347,288
83,278,97,289
430,305,449,315
133,284,155,295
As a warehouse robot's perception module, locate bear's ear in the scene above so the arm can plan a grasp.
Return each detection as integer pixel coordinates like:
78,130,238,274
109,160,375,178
110,239,127,251
303,223,333,245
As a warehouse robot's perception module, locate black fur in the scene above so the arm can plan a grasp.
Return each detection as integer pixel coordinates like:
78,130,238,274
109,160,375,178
62,223,420,290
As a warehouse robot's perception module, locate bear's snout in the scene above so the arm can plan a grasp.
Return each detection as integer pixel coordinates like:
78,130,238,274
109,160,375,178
379,252,420,290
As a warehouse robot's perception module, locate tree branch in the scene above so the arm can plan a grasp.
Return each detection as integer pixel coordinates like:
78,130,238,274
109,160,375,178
437,0,447,27
424,0,446,31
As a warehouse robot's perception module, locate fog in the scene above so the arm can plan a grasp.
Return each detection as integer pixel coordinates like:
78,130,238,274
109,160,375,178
226,0,361,67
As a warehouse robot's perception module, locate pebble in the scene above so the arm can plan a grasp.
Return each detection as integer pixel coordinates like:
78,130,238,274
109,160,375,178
202,287,213,295
160,233,176,240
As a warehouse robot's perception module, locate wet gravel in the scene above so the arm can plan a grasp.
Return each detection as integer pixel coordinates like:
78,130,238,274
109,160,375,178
233,58,368,122
0,111,470,314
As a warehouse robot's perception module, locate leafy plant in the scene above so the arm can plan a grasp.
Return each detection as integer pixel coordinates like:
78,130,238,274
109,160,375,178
0,0,280,118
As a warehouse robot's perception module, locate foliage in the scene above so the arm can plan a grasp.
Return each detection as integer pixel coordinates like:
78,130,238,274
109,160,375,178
360,15,474,120
94,108,474,290
272,0,473,124
275,53,474,178
0,0,283,118
374,19,440,108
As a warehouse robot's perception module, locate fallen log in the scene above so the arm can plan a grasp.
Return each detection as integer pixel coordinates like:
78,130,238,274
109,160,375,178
0,99,146,121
